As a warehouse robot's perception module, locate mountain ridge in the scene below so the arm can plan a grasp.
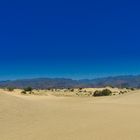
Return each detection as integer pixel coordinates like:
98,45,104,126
0,75,140,89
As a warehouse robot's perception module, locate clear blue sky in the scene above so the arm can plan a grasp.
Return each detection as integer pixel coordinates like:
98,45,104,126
0,0,140,80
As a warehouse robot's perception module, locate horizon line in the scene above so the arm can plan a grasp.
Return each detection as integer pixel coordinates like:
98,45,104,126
1,74,140,82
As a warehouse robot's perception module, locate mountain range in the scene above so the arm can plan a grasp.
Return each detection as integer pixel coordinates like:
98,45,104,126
0,75,140,89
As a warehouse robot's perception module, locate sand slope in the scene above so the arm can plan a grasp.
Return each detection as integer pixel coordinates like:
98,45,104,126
0,91,140,140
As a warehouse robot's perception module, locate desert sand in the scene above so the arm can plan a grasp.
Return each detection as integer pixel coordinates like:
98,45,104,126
0,89,140,140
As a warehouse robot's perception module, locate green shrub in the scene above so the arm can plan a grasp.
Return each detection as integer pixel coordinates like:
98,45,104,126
130,88,135,91
24,87,32,91
21,90,26,94
24,87,33,93
70,89,74,92
102,89,112,96
93,90,102,96
7,87,15,92
78,88,83,90
93,89,112,97
23,87,33,94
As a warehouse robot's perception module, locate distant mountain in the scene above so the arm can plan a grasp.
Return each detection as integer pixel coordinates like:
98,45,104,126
0,75,140,89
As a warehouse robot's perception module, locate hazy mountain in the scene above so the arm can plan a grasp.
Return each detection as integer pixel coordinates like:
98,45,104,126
0,75,140,89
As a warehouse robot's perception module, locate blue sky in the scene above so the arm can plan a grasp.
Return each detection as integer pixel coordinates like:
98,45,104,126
0,0,140,80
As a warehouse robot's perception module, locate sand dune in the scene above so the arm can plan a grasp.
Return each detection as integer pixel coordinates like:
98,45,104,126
0,89,140,140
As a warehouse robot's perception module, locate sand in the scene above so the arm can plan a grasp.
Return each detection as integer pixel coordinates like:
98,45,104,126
0,89,140,140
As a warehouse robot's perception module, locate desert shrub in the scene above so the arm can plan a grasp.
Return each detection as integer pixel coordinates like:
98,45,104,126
102,89,112,96
24,87,32,92
130,88,135,91
93,90,102,96
93,89,112,97
7,87,15,92
22,87,33,94
88,91,92,95
47,88,51,91
70,89,74,92
21,90,26,94
119,91,126,94
78,88,83,90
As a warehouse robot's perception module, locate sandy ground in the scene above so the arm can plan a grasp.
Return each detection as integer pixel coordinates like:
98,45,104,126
0,89,140,140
